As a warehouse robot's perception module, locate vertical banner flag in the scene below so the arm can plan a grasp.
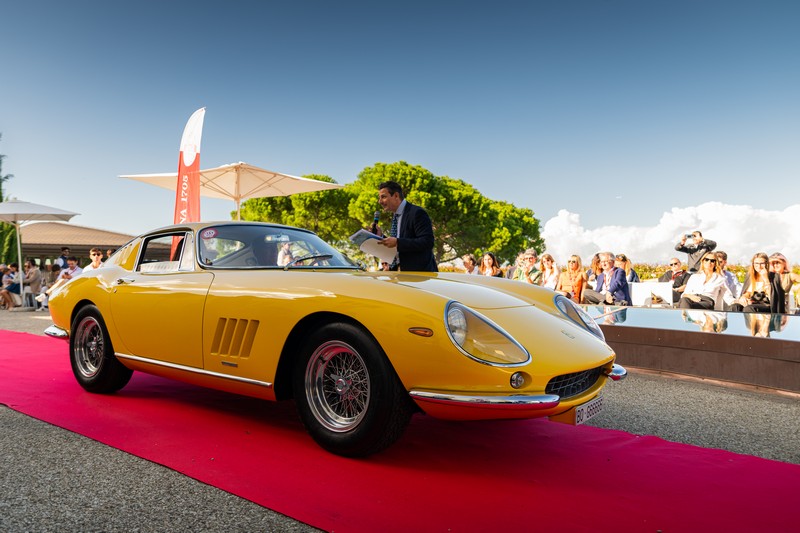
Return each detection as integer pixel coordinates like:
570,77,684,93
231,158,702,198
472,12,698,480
174,107,206,224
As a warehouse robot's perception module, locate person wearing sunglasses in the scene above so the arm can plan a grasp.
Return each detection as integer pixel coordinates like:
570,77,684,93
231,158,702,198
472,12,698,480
766,253,798,313
555,255,587,303
82,248,105,272
658,258,690,304
675,230,717,273
679,254,734,310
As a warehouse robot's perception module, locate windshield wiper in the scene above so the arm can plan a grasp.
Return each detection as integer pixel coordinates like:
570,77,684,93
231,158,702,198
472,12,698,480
284,254,334,269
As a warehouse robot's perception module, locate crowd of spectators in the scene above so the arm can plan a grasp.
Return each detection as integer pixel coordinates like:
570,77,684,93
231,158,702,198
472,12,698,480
460,230,800,315
1,246,113,311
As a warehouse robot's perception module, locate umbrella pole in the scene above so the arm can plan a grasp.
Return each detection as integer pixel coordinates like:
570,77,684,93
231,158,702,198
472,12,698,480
15,221,22,268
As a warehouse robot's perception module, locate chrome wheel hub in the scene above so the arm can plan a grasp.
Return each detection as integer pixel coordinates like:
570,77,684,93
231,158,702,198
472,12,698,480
305,341,370,432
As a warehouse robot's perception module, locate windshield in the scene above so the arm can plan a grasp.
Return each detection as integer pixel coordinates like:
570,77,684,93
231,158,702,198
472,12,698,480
196,224,358,269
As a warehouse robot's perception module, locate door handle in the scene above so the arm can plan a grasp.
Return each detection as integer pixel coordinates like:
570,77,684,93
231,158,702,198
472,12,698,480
116,277,135,285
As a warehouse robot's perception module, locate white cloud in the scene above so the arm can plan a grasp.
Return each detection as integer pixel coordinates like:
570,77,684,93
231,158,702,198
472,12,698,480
541,202,800,266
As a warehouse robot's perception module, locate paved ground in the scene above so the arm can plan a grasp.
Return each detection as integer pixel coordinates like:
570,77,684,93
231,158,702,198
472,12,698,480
1,310,798,532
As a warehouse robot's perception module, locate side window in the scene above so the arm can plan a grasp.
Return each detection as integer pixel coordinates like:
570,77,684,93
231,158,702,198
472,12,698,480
137,233,187,273
178,232,195,271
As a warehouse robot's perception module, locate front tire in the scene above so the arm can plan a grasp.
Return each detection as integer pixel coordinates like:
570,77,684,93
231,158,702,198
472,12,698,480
293,322,413,457
70,305,132,393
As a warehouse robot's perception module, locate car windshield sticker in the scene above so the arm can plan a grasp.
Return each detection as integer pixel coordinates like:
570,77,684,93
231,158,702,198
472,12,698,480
200,228,218,240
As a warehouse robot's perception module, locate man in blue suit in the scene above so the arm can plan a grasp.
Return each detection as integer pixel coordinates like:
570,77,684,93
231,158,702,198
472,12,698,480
583,252,631,305
375,180,438,272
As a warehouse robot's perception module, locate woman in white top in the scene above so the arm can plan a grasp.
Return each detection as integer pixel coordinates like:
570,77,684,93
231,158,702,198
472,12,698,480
678,252,733,310
82,248,104,272
277,242,294,266
539,254,559,290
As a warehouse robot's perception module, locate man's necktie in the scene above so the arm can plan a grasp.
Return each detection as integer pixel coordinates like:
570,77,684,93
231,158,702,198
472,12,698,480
389,213,399,269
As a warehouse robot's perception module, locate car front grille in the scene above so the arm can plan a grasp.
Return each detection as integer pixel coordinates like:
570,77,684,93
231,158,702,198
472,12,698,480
545,366,604,399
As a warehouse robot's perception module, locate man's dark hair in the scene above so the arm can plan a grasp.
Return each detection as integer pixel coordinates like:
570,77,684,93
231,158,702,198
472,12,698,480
67,256,78,262
716,250,728,261
693,230,703,238
378,180,404,199
61,247,70,252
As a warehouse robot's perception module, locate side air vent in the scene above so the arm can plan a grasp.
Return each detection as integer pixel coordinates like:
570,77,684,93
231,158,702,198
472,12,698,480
210,318,260,358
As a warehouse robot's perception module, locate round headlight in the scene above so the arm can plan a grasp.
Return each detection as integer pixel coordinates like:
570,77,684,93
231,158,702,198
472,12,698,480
446,306,467,345
554,294,605,341
445,301,530,366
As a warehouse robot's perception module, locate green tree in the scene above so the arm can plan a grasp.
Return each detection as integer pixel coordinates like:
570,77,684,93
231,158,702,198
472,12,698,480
0,133,16,264
240,160,544,268
239,175,354,245
349,161,543,265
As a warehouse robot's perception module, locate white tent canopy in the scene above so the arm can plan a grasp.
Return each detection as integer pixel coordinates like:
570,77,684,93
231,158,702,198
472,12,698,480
120,162,344,219
0,199,79,274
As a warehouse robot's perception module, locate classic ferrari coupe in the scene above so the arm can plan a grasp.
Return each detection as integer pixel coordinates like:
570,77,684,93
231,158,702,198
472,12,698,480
46,222,626,457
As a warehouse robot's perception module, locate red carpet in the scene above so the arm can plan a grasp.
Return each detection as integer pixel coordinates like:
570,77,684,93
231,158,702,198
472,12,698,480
2,330,798,532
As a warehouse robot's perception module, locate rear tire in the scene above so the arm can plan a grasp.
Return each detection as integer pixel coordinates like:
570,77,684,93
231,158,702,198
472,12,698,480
70,305,132,393
293,322,413,457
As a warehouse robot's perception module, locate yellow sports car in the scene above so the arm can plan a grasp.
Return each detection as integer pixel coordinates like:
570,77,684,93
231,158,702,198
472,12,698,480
46,222,625,457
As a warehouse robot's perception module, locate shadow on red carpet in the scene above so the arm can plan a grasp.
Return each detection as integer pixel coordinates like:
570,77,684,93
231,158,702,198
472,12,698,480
1,330,797,532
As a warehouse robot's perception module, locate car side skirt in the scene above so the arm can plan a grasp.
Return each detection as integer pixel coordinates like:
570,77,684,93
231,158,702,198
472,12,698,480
115,353,275,401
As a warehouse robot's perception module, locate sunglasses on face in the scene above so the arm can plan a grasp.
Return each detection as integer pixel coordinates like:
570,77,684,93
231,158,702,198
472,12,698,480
703,258,716,263
91,253,102,256
568,260,577,264
669,262,679,266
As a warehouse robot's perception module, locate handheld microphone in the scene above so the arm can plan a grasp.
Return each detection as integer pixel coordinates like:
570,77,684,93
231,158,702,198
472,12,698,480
370,211,380,234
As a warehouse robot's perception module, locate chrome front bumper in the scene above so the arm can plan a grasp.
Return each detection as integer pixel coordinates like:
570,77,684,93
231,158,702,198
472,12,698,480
409,364,627,410
44,325,69,341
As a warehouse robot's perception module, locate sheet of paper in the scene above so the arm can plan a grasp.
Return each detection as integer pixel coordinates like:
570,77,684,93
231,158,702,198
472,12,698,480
349,229,396,263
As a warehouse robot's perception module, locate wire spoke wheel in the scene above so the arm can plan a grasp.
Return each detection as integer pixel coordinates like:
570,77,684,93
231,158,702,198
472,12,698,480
69,305,132,393
305,340,370,432
74,316,105,379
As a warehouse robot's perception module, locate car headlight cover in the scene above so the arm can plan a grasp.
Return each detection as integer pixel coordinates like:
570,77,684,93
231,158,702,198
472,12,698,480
554,294,605,341
445,302,530,366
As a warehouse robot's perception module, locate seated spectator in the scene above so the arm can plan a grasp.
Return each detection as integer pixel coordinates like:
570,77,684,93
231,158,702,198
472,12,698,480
82,248,104,272
675,231,717,272
730,253,772,313
716,251,741,301
538,253,559,289
277,241,294,266
479,252,504,277
586,253,600,284
615,253,640,282
767,253,798,313
515,249,541,284
583,252,632,306
505,252,524,279
380,261,391,271
679,253,734,310
555,255,587,303
658,257,690,304
42,257,83,298
0,263,22,310
461,254,478,275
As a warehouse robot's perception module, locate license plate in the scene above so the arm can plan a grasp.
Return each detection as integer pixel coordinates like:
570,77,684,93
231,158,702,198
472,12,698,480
574,395,604,425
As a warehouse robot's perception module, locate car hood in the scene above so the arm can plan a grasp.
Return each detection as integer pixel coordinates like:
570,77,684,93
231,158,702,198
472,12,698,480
379,272,549,310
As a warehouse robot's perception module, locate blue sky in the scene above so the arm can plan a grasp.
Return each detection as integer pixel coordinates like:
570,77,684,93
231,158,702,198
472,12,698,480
1,1,799,263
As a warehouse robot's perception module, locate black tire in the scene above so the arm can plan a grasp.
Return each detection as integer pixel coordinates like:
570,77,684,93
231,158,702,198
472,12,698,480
292,322,414,457
70,305,133,393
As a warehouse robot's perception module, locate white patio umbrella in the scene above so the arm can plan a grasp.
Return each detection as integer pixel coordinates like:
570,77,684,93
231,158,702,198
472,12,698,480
120,161,344,220
0,199,79,269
